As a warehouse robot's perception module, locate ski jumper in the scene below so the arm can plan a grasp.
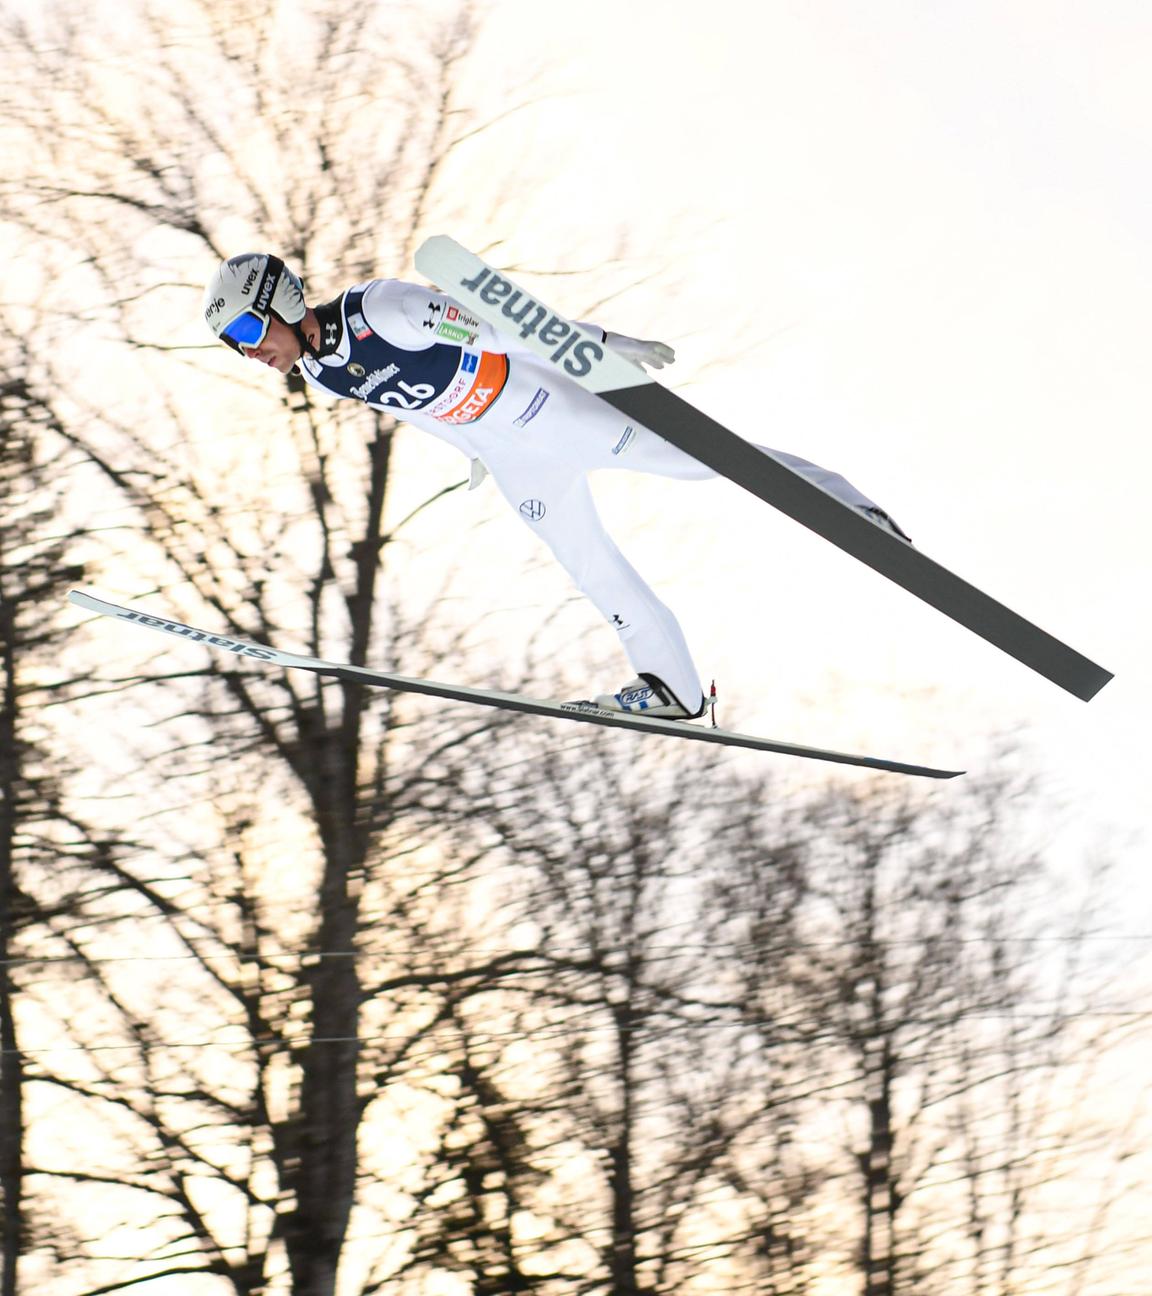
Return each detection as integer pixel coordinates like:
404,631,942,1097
299,279,879,711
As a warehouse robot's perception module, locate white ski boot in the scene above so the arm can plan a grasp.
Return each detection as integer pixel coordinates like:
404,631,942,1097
589,674,706,720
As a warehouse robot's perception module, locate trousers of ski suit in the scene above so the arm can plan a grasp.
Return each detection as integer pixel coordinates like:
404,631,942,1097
428,353,879,711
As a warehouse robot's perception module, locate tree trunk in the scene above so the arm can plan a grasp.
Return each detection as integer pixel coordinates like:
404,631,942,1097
0,599,24,1296
862,1072,897,1296
278,721,366,1296
608,998,643,1296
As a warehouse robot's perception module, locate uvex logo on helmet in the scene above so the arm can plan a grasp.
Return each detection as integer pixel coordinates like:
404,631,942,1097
254,266,277,313
240,265,259,296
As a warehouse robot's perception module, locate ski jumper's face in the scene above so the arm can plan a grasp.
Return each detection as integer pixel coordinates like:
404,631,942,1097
240,314,302,374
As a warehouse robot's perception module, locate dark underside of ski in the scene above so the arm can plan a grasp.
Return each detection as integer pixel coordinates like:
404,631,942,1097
414,235,1112,703
69,590,963,779
599,382,1112,702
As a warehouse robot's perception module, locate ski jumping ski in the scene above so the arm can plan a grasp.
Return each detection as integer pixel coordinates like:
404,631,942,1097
413,236,1112,704
68,590,962,780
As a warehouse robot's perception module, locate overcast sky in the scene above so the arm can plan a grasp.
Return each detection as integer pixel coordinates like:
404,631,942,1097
127,0,1148,929
381,0,1148,941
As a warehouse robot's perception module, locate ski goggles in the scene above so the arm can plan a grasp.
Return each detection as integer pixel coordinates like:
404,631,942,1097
221,310,271,348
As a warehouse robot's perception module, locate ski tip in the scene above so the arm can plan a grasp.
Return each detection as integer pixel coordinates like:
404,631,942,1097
872,761,964,780
1076,668,1114,702
414,234,465,273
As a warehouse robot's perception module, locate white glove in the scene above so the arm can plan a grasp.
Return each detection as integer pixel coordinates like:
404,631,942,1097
467,457,489,490
604,332,676,370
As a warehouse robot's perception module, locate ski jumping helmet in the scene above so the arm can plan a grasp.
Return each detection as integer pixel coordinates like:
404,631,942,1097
203,252,311,355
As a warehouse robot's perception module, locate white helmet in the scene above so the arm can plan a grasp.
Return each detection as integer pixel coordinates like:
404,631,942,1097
203,252,307,352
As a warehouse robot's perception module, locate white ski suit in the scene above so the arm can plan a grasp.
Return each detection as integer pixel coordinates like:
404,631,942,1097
299,278,880,711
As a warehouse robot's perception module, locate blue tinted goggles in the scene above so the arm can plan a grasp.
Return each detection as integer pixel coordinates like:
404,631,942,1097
221,310,270,348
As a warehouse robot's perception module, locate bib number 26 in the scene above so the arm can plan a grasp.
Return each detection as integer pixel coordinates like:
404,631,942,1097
379,381,436,410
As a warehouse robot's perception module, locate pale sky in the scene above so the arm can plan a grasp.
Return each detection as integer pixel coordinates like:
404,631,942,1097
397,0,1149,941
70,0,1146,929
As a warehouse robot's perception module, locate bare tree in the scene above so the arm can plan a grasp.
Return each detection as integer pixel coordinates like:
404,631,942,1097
705,768,1143,1296
0,3,580,1293
396,734,825,1296
0,334,148,1293
0,364,69,1296
383,728,1147,1296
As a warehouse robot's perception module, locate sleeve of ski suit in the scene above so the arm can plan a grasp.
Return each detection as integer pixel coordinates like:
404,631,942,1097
360,277,679,360
359,280,674,369
356,279,564,356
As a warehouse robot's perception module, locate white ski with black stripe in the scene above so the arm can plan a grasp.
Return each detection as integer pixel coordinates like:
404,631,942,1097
68,590,962,779
413,236,1112,703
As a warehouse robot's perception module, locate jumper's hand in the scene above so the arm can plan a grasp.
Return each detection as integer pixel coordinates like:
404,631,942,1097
604,332,676,370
